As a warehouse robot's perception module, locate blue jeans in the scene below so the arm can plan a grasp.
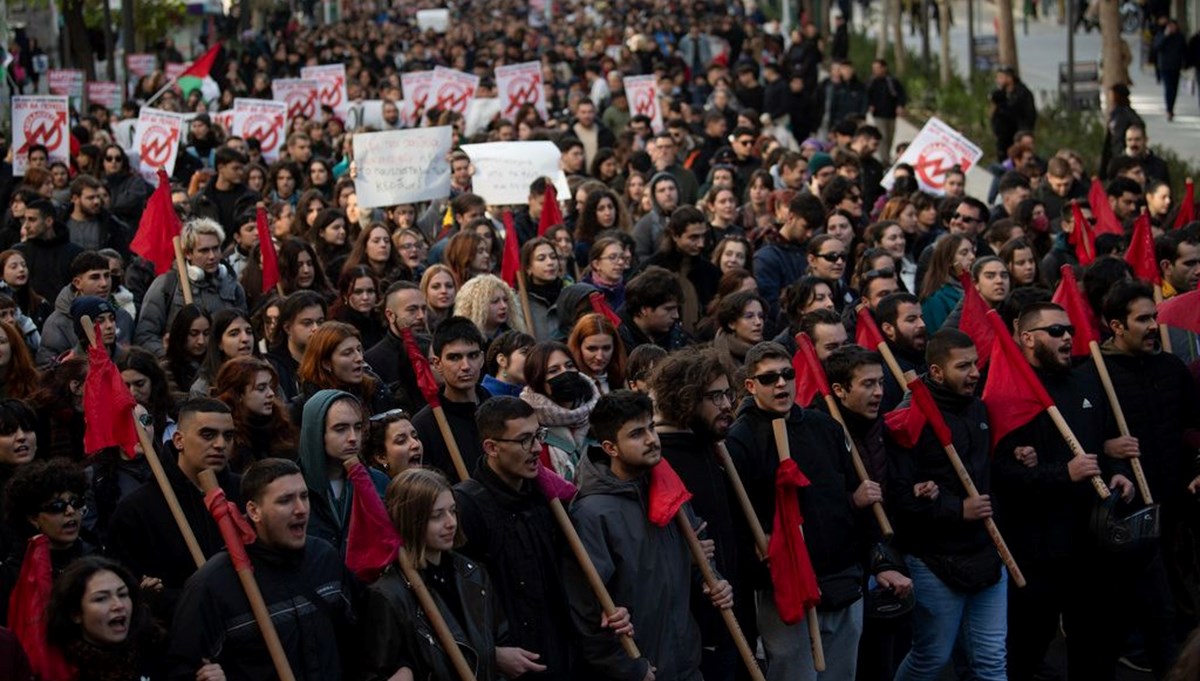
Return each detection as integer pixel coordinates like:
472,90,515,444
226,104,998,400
894,556,1008,681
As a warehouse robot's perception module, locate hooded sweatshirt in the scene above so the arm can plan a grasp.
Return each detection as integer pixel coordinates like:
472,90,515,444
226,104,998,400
632,173,681,261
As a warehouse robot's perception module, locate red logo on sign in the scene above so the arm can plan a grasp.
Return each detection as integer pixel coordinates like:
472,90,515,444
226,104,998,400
286,89,318,119
18,110,67,155
140,125,180,168
914,143,957,190
634,90,656,119
435,82,475,114
504,74,541,116
244,114,283,152
317,77,344,108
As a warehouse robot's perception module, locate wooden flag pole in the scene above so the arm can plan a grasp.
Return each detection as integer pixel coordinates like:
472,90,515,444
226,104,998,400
547,498,642,659
197,470,296,681
515,270,537,337
172,235,194,305
82,316,205,568
434,408,470,482
1043,404,1112,500
856,304,908,387
1087,341,1153,503
716,443,770,558
770,420,826,672
1152,284,1172,353
821,394,894,537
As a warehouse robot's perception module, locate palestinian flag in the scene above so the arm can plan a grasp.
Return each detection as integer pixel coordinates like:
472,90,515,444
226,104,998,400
177,44,221,104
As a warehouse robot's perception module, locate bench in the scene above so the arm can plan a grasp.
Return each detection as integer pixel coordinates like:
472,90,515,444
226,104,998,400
1058,61,1101,110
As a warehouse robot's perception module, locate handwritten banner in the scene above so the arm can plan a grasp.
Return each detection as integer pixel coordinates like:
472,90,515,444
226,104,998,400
496,61,547,121
12,96,70,176
623,75,663,133
86,81,122,113
353,127,453,208
460,141,570,206
430,66,479,115
272,78,322,122
300,64,349,117
134,108,187,185
233,98,289,162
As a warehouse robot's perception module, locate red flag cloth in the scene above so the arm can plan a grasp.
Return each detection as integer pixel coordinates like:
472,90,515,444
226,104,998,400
1158,289,1200,334
178,43,221,79
535,463,578,501
768,459,822,624
203,486,256,571
500,210,521,288
957,271,996,370
907,377,954,447
83,333,139,458
129,168,183,275
1174,180,1195,229
855,306,886,349
981,310,1055,446
1124,213,1161,285
1088,177,1124,236
588,292,622,328
796,332,831,396
538,182,563,237
345,461,403,583
884,403,928,449
257,206,280,294
1051,265,1100,356
400,327,441,408
792,335,821,407
1068,202,1096,266
8,536,74,681
647,457,693,527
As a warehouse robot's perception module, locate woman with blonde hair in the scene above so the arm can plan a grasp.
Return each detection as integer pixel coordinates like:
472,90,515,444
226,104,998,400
566,313,626,396
453,274,526,348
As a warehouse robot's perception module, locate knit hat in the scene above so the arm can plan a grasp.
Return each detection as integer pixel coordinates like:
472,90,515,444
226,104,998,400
70,296,115,343
808,152,833,175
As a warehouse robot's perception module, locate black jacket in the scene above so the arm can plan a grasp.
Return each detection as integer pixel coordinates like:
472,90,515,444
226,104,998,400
880,342,928,413
14,226,84,302
991,81,1037,153
867,74,907,118
454,462,572,679
363,330,431,414
167,539,356,681
411,385,492,482
617,309,691,353
266,347,303,402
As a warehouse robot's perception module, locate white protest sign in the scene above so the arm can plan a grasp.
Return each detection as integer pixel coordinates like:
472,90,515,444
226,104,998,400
301,64,349,117
211,110,237,132
495,61,547,121
48,69,85,99
12,96,70,176
272,78,322,122
416,8,451,32
113,119,139,152
353,127,453,208
347,100,409,130
460,141,570,206
464,98,502,137
881,117,983,196
85,81,122,112
430,66,479,115
134,108,187,185
401,71,434,124
233,98,288,162
623,75,663,133
126,54,157,78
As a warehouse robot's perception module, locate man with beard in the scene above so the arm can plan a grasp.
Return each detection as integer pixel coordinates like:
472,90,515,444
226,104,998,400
64,174,131,255
649,348,745,681
726,342,899,681
994,302,1134,681
875,293,928,412
365,281,430,412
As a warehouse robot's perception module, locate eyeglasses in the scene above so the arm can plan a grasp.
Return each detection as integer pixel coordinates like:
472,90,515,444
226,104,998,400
597,254,630,263
104,155,123,162
703,388,736,406
751,367,796,385
369,408,408,422
736,138,755,146
816,252,847,263
491,427,549,451
1026,324,1074,338
41,496,86,515
953,213,984,224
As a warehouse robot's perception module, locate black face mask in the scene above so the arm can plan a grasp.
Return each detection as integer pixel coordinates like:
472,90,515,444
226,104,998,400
547,371,595,408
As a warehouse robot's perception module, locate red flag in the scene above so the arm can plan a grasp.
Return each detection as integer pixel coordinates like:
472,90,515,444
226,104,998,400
1088,178,1124,236
1174,179,1195,229
1051,265,1099,356
1124,212,1161,284
981,310,1055,446
957,271,996,370
500,210,521,288
648,457,692,527
8,536,74,681
794,333,830,409
203,485,256,571
129,168,183,275
907,377,954,447
588,292,622,328
257,205,280,294
400,327,440,408
855,306,887,349
535,463,578,501
1158,289,1200,334
1068,202,1096,266
884,402,927,449
83,330,138,458
538,182,563,237
768,459,821,624
345,461,403,582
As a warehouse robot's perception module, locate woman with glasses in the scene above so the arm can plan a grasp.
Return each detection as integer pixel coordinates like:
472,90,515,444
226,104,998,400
5,458,97,584
364,409,423,478
329,266,386,350
806,234,856,311
519,341,599,481
213,356,297,474
582,237,629,312
567,313,626,397
101,144,151,228
391,227,427,283
712,290,767,374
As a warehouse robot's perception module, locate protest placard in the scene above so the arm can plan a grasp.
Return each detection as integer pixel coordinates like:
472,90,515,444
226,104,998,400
465,98,501,137
430,66,479,115
113,119,139,152
233,98,289,162
134,109,187,185
353,127,453,208
496,62,548,121
125,54,157,78
416,8,451,32
301,64,349,117
881,117,983,196
272,78,322,122
401,71,434,124
48,69,85,99
460,141,570,206
12,96,70,176
623,75,663,133
86,82,122,113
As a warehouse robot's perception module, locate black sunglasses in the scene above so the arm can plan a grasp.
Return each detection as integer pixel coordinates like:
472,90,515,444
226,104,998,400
752,367,796,385
41,496,86,515
816,252,847,263
1026,324,1074,338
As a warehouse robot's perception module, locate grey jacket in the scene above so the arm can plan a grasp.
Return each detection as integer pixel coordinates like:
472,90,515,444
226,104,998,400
134,264,247,356
37,285,135,366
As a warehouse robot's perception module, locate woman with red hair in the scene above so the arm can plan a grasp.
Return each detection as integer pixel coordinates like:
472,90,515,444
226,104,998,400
566,313,626,396
0,320,40,401
293,321,394,421
213,356,297,473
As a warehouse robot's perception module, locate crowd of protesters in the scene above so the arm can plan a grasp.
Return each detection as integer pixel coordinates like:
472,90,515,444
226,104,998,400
1,1,1200,680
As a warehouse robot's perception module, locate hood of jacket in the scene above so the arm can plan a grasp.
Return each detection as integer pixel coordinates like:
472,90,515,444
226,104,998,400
555,282,599,337
647,172,680,216
298,389,355,508
54,283,75,314
574,447,646,504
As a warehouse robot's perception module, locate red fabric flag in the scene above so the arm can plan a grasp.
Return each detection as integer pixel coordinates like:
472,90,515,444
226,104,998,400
1051,265,1099,356
855,305,886,349
1174,179,1195,229
957,271,996,370
8,536,74,681
981,310,1055,446
400,327,441,408
500,210,521,288
588,292,622,328
884,402,928,449
535,463,578,501
203,485,256,571
791,334,822,407
1158,289,1200,334
1124,212,1161,285
647,457,693,527
1068,202,1096,266
1088,177,1124,236
129,168,183,275
538,182,563,237
83,331,139,458
257,205,280,294
795,332,830,404
768,459,822,624
345,461,403,582
907,377,954,447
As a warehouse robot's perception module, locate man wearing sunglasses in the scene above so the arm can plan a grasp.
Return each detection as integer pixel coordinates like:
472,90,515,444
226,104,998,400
726,342,894,681
6,458,92,562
